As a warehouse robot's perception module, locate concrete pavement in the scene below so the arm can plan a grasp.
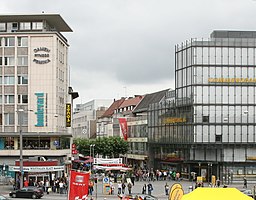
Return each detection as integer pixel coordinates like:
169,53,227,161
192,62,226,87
0,179,254,200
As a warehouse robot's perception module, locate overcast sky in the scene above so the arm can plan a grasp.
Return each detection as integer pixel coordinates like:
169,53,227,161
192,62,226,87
1,0,256,104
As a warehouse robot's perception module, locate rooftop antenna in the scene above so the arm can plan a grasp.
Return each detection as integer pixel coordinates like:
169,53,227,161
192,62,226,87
124,86,127,97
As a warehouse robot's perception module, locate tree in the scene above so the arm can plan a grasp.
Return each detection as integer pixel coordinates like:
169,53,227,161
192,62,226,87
73,136,129,158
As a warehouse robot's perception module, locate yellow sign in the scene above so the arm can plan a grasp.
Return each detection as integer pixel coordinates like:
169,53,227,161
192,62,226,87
66,103,71,127
208,77,256,83
212,175,216,186
169,183,183,200
163,117,186,124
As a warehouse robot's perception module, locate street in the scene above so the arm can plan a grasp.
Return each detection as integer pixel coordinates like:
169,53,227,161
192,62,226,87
0,179,252,200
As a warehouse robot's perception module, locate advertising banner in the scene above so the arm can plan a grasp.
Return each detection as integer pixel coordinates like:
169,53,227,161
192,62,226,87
118,118,128,140
68,171,89,200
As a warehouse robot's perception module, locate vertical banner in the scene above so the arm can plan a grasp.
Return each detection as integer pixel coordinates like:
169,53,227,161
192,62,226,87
68,171,89,200
66,103,72,127
118,118,128,140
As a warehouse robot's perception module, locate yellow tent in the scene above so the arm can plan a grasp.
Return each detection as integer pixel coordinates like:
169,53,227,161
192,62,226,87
181,188,253,200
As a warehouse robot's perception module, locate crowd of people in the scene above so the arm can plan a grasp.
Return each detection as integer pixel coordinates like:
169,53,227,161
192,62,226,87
14,176,69,194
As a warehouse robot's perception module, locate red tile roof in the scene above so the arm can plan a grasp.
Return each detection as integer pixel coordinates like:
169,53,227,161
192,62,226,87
100,98,125,118
119,96,143,108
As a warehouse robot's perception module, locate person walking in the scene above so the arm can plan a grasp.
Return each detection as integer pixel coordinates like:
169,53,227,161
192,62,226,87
122,182,126,194
89,180,94,195
243,176,247,188
127,182,132,195
164,182,169,195
142,184,146,194
45,179,50,194
147,182,153,195
117,182,122,195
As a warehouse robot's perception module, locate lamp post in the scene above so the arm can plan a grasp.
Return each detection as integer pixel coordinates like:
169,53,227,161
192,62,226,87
18,109,24,189
90,144,95,171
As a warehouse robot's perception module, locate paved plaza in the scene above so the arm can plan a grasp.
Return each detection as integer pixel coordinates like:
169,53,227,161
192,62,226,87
0,179,254,200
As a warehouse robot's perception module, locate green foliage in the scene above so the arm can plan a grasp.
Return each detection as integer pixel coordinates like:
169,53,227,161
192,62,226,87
73,136,129,158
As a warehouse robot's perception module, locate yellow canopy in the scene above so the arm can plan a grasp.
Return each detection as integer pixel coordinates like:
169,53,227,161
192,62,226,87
181,188,253,200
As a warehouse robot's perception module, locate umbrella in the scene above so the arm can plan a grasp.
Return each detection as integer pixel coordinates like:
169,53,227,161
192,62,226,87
181,188,253,200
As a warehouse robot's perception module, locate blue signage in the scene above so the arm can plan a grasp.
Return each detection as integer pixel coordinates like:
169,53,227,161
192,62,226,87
35,92,44,127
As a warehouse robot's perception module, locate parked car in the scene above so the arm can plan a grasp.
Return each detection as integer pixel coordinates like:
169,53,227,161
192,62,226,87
0,195,9,200
118,193,158,200
9,187,43,199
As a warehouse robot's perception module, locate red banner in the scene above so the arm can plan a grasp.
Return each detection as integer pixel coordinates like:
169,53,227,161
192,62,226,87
118,118,128,140
68,170,89,200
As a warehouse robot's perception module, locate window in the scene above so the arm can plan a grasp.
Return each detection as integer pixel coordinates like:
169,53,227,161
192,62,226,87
203,116,209,123
4,95,14,104
4,57,15,66
0,23,6,31
216,134,222,142
0,95,2,103
4,76,15,85
32,22,43,30
4,113,14,125
17,56,28,66
0,37,2,46
18,75,28,84
18,94,28,104
19,22,31,30
0,76,2,84
18,37,28,47
4,37,15,46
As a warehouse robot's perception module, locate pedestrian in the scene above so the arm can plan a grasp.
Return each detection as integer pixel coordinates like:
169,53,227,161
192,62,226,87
147,182,153,195
216,178,220,187
118,182,122,194
142,184,146,194
45,179,50,194
164,182,169,195
59,181,64,194
89,180,94,195
128,182,132,194
122,182,126,194
243,176,247,188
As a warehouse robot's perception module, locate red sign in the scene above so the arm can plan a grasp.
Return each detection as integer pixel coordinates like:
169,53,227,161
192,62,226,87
118,118,128,140
68,170,89,200
72,143,78,155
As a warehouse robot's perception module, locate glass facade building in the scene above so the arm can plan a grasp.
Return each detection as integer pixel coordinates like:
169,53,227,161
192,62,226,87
148,31,256,182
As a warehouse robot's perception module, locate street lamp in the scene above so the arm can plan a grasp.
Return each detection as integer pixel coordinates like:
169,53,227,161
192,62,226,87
18,109,24,189
90,144,95,171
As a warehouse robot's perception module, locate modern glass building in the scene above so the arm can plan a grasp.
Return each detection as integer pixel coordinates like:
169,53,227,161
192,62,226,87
148,31,256,183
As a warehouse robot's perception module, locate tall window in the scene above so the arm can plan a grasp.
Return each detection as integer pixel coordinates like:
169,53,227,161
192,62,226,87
4,76,15,85
17,56,28,66
32,22,43,30
4,113,14,125
0,95,2,103
18,37,28,47
0,23,6,31
19,22,31,30
4,57,15,66
4,37,15,46
18,94,28,104
18,75,28,84
4,95,14,104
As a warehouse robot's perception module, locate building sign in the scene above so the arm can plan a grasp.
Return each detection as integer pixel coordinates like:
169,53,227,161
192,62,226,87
66,103,71,127
94,158,123,165
118,118,128,140
35,93,44,127
208,77,256,83
33,47,51,64
163,117,186,124
9,165,64,172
